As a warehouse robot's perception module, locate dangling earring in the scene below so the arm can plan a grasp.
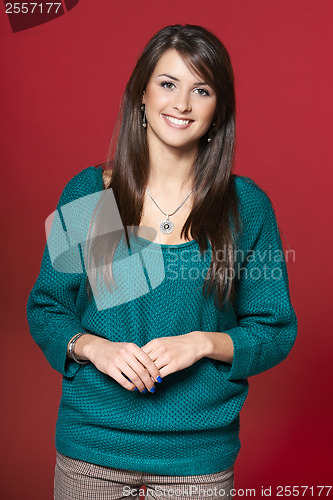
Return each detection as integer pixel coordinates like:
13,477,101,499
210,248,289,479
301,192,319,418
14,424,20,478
141,103,147,128
207,122,216,143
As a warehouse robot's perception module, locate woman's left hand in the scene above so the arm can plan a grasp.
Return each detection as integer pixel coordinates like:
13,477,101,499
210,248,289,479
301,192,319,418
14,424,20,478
140,331,206,379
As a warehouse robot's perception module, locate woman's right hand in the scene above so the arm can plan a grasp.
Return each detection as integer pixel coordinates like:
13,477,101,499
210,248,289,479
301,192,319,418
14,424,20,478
75,334,162,393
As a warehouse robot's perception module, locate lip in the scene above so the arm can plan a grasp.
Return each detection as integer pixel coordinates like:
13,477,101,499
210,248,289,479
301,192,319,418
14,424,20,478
162,114,194,129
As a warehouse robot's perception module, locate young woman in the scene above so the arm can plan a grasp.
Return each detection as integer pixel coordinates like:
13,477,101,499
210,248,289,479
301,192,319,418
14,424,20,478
27,24,298,500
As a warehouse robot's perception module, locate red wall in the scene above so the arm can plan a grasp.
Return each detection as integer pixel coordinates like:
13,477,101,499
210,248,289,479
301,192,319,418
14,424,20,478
1,1,332,498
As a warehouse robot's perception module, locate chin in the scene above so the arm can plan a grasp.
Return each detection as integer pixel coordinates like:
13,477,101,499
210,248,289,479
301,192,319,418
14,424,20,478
162,138,196,149
148,126,200,150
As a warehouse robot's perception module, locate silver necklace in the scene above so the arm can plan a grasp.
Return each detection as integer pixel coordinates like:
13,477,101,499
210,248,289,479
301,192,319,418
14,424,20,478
145,186,193,234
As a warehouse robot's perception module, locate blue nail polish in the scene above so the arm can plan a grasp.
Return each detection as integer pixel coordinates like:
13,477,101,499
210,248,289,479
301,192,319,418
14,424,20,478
149,387,155,393
142,388,147,393
156,376,163,383
134,387,138,391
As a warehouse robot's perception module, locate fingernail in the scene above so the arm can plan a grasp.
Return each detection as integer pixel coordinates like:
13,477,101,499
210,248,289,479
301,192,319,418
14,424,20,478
134,387,138,391
156,376,163,383
142,388,147,393
149,386,155,393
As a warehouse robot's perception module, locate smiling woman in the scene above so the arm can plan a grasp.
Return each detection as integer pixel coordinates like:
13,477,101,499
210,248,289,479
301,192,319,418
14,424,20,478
26,23,298,500
142,49,217,150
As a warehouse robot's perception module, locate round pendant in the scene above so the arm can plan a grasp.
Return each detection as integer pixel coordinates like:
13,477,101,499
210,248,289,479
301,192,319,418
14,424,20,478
160,219,174,234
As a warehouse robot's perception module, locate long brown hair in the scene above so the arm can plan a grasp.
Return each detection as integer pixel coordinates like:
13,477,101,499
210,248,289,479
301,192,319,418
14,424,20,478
85,24,242,311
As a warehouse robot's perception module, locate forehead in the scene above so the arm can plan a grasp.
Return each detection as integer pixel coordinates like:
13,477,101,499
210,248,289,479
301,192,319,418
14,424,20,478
151,48,204,81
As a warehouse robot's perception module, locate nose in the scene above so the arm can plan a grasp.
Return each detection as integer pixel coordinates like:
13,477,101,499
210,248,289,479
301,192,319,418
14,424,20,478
173,92,192,113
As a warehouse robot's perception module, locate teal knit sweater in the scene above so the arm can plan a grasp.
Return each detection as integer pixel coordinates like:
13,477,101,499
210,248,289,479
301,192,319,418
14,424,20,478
26,166,297,476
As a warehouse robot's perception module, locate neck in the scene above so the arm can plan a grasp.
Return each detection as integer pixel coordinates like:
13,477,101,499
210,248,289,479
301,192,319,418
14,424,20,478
146,132,198,195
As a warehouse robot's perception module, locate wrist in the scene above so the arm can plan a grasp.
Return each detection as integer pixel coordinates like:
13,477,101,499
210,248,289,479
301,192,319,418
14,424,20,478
68,333,101,362
190,331,213,360
80,334,108,363
195,330,234,364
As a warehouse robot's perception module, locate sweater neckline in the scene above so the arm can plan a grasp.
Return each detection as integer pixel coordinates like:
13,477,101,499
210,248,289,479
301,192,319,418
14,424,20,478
130,234,198,250
96,166,198,250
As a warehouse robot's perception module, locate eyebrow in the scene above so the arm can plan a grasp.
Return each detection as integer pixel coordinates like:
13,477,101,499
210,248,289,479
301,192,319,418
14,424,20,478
156,73,209,86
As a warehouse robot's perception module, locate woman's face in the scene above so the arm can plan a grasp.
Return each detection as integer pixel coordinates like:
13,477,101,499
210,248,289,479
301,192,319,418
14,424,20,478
142,48,217,153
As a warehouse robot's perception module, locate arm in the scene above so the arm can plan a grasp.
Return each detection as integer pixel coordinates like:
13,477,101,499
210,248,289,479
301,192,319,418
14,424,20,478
195,331,234,364
197,191,298,379
26,168,103,377
27,167,161,390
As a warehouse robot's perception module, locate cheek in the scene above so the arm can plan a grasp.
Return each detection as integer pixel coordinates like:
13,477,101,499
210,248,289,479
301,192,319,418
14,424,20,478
146,88,169,110
196,98,216,121
206,101,217,120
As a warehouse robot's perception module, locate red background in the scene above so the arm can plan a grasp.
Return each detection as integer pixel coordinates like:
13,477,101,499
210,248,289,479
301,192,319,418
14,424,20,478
1,1,332,499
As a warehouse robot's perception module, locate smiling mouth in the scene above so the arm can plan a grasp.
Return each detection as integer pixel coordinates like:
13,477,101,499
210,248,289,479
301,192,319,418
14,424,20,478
162,114,194,128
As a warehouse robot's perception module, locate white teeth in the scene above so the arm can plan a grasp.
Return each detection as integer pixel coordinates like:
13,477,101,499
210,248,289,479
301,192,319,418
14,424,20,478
165,115,190,125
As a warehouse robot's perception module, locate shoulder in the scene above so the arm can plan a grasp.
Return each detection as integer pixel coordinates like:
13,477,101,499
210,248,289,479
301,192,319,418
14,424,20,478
68,165,104,190
234,174,271,204
232,174,277,236
57,165,104,208
233,174,274,216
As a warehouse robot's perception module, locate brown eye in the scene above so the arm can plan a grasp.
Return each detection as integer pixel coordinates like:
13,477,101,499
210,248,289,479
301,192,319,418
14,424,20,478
161,81,175,90
195,88,210,97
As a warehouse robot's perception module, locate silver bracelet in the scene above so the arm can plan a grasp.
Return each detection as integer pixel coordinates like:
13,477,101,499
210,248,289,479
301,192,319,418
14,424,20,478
68,332,89,365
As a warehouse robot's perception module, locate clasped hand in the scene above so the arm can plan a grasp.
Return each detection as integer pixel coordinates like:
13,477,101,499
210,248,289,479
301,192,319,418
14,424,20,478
89,332,203,393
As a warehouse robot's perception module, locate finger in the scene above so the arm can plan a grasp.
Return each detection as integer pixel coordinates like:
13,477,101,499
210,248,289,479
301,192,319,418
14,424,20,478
116,356,154,393
121,373,139,391
123,358,156,393
133,349,163,385
110,345,152,392
110,368,138,392
144,350,169,371
140,344,153,355
126,344,163,385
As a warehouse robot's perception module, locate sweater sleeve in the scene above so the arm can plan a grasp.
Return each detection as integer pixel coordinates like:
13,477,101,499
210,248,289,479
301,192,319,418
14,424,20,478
224,185,298,381
26,167,103,378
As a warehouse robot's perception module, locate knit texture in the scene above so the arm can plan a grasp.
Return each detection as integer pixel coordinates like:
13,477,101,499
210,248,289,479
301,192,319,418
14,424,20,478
26,166,298,476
